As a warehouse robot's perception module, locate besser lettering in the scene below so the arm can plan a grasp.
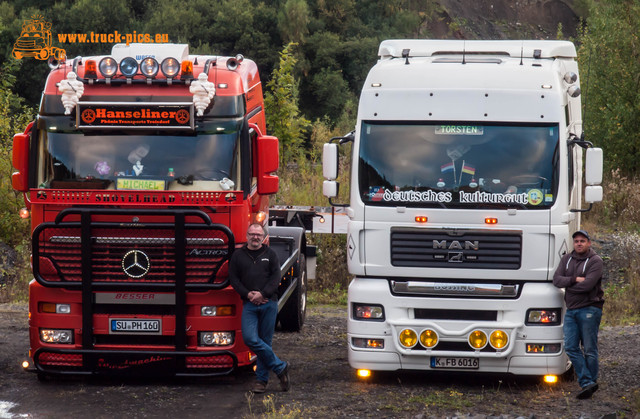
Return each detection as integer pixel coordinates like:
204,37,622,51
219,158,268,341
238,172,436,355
115,293,155,300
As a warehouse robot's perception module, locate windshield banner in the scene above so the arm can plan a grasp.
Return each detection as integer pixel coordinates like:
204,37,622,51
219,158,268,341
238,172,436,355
77,102,194,130
368,186,545,206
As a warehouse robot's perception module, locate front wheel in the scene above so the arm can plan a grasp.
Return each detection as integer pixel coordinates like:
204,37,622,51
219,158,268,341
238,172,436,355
279,255,307,332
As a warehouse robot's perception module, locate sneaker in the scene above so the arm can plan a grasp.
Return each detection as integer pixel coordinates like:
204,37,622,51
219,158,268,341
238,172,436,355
252,380,268,393
576,382,598,399
277,362,290,392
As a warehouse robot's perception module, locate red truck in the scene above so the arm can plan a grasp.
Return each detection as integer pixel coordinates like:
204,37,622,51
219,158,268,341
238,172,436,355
12,43,313,379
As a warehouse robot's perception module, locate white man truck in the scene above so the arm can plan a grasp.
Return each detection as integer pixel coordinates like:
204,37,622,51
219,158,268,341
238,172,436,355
323,40,603,380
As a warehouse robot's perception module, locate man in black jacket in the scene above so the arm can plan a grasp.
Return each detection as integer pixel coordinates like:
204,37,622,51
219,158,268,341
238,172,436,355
553,230,604,400
229,223,289,393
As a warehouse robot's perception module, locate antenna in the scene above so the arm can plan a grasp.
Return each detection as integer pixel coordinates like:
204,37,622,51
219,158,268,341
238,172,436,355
462,41,466,65
520,45,523,65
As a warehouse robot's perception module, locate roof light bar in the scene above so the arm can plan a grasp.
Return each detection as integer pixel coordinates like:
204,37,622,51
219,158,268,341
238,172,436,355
161,57,180,78
140,57,159,78
119,57,138,78
99,57,118,78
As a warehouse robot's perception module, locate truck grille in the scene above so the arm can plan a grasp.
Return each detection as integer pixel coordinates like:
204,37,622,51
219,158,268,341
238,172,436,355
390,228,521,269
32,208,233,289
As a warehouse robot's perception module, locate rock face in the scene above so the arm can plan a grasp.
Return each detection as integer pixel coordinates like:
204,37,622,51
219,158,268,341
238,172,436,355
427,0,581,40
0,241,18,286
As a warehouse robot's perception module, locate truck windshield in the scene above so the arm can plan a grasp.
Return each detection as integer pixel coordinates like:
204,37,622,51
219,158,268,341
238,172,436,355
35,118,241,191
359,122,559,209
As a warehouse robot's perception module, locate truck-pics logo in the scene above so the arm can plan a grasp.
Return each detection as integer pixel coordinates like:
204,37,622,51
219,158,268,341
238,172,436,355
12,15,66,61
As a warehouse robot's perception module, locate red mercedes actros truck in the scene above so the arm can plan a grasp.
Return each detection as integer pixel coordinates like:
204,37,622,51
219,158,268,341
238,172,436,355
12,43,312,378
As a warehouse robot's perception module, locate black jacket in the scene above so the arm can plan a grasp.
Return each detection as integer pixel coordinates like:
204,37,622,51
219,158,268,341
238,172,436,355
229,245,281,300
553,248,604,310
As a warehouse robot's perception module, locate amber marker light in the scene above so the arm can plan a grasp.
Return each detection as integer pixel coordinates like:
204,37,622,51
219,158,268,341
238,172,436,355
19,208,30,219
181,60,194,79
255,211,267,223
485,217,498,224
84,59,97,79
415,216,428,223
544,375,558,384
357,369,371,378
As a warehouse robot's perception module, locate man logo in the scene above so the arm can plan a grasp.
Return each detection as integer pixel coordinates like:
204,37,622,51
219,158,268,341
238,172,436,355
122,250,150,278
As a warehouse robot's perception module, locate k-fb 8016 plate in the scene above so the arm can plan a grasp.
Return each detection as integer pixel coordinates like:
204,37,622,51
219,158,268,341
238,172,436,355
430,357,479,369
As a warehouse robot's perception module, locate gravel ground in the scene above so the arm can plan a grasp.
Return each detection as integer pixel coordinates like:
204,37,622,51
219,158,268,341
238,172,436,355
1,233,638,418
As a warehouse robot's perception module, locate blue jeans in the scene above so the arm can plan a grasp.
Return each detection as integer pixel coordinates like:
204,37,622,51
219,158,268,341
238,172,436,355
241,299,286,383
564,306,602,388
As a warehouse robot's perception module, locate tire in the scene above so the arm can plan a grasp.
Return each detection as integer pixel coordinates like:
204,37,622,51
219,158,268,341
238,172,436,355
279,254,307,332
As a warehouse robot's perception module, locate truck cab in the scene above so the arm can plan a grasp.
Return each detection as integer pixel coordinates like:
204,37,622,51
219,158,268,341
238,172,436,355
323,40,603,379
13,43,310,378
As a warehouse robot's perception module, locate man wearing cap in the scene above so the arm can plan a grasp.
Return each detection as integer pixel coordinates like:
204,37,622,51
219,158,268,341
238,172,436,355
553,230,604,399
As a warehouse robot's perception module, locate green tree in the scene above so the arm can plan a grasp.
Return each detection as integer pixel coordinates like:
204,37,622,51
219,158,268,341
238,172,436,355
0,61,34,246
578,0,640,175
278,0,310,45
264,43,310,164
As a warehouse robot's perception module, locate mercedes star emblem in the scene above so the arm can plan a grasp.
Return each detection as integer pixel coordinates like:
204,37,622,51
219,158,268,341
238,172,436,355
121,250,150,278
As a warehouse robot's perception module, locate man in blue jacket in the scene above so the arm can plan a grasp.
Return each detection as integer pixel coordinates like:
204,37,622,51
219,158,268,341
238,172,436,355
553,230,604,400
229,223,290,393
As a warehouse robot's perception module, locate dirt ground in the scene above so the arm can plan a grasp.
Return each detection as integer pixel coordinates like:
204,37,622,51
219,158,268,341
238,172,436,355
0,302,638,419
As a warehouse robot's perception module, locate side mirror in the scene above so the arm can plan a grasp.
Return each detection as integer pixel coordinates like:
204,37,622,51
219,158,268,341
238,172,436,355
256,135,279,195
12,122,33,192
585,185,603,203
585,147,603,185
323,180,337,198
323,143,338,180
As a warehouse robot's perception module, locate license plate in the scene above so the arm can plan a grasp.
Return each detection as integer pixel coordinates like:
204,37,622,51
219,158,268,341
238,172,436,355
110,319,161,334
431,357,479,369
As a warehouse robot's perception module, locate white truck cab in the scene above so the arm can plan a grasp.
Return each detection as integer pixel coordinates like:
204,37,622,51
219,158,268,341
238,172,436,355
323,40,603,378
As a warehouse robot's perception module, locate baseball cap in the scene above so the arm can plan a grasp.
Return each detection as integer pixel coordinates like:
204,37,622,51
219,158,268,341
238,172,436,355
572,230,590,240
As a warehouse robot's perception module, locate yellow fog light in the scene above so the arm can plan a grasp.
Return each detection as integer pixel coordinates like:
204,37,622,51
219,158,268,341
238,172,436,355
420,329,438,348
468,330,487,349
357,369,371,378
22,360,30,369
489,330,509,349
544,375,558,384
399,329,418,348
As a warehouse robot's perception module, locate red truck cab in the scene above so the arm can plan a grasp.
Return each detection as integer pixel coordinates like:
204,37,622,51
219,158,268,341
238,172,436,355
13,43,309,378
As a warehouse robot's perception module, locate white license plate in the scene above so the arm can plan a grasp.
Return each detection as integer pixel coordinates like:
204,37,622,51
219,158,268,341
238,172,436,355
431,357,479,369
110,319,161,334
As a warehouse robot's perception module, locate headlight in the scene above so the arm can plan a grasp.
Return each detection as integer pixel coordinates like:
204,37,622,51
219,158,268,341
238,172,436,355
526,343,562,353
40,329,73,344
489,330,509,349
99,57,118,77
352,338,384,349
353,303,384,320
526,309,561,325
420,329,438,348
201,306,234,316
399,328,417,348
40,303,71,314
140,57,159,77
468,330,487,349
119,57,139,77
200,331,234,346
161,57,180,78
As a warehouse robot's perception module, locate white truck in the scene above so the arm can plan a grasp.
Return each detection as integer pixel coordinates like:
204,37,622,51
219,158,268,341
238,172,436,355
323,40,603,380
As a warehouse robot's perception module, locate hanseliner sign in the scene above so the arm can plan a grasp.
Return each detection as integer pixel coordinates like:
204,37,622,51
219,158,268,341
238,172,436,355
77,102,195,130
